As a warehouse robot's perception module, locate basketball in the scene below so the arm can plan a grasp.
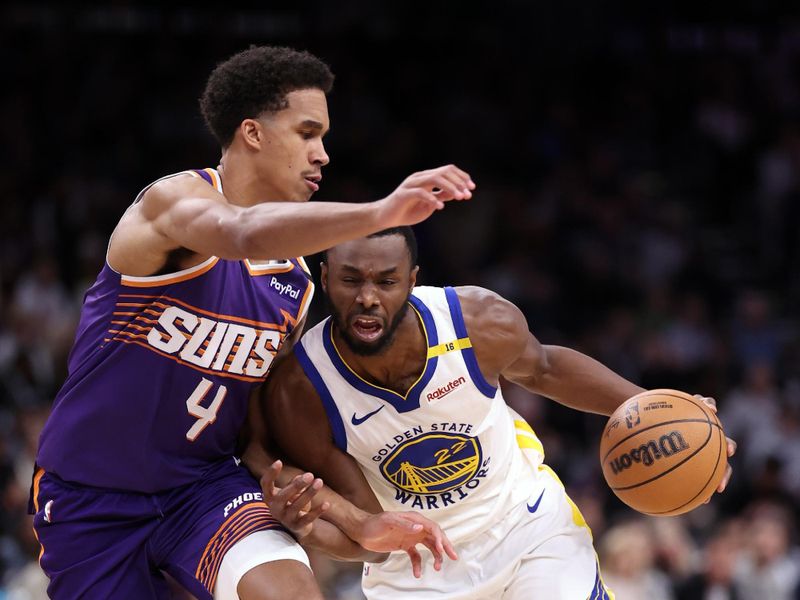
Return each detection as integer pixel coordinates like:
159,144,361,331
599,389,728,516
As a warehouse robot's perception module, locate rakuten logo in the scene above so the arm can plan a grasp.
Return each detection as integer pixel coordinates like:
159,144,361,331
427,377,466,402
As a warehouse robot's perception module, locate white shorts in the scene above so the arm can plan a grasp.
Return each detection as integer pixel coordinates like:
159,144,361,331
213,529,311,600
361,465,614,600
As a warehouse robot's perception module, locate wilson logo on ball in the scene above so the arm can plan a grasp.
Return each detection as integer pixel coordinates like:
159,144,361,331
609,431,690,474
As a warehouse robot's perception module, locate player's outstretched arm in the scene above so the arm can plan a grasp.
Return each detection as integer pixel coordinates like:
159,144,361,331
458,285,736,493
241,382,389,562
456,285,644,416
109,165,474,276
258,460,388,562
253,352,457,576
258,461,455,576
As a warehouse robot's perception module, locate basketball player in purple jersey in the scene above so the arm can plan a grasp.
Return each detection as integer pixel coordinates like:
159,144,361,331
30,46,471,599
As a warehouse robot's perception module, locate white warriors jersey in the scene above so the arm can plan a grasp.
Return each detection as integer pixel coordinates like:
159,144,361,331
295,286,545,543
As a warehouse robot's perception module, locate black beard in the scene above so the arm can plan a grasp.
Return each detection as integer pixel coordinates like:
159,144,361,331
324,291,411,357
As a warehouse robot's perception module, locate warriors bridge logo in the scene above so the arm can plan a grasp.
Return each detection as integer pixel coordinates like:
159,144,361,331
379,432,489,510
609,431,690,474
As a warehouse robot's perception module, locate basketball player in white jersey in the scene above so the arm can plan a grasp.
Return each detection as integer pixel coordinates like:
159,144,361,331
252,227,736,599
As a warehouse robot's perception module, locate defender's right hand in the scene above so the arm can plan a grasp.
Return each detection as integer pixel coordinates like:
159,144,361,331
377,165,475,227
260,460,329,541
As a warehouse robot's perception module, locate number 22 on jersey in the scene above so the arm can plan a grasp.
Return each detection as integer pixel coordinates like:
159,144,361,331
185,378,227,441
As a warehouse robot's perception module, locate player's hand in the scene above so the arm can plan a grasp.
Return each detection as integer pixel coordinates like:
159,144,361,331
355,510,458,578
260,460,330,541
377,165,475,227
694,395,737,495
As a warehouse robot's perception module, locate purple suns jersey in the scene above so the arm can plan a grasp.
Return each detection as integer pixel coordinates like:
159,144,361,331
36,168,314,493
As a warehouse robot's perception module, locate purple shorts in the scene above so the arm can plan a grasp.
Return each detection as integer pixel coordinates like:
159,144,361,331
30,458,286,599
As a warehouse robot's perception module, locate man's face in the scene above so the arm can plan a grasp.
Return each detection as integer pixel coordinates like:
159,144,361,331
255,88,330,201
322,235,418,356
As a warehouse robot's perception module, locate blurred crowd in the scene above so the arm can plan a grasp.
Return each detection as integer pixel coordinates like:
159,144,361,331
2,4,800,599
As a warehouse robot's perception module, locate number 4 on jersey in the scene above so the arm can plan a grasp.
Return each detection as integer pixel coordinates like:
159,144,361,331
185,378,227,441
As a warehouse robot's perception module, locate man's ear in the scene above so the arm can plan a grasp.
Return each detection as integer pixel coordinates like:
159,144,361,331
320,262,328,293
409,266,419,292
239,118,263,151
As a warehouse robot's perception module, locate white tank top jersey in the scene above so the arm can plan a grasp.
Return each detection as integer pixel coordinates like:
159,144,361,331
296,287,581,582
297,286,609,598
296,286,543,541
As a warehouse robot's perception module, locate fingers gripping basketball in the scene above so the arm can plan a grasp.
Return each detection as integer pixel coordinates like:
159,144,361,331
600,389,728,516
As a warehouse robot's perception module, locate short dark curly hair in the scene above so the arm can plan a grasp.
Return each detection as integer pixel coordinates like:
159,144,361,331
321,227,418,268
200,46,334,147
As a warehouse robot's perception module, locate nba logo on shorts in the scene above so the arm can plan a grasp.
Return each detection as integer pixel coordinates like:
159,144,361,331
44,500,54,523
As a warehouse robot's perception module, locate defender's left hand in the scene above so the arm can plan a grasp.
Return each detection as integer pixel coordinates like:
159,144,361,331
694,395,737,494
260,460,329,541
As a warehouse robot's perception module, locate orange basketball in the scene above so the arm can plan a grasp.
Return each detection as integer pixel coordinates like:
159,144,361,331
599,389,727,516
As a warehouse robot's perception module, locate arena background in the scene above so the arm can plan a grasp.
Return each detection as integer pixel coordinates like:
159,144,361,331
2,3,799,598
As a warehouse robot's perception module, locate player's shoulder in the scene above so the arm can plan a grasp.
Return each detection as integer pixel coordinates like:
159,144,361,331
138,170,224,216
452,286,524,325
452,284,502,304
266,349,318,397
264,349,329,429
452,285,528,348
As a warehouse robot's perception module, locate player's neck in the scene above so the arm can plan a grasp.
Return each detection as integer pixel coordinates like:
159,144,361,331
334,309,427,394
216,152,283,207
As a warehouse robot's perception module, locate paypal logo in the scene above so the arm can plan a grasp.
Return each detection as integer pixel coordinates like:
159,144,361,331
270,277,301,299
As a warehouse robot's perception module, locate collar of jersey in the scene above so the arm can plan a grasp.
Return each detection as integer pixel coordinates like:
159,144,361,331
322,294,438,413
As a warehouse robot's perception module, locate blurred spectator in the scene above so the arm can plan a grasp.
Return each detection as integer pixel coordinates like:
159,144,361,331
729,290,784,368
659,293,718,373
771,404,800,500
720,361,782,476
734,503,800,600
600,520,674,600
674,521,744,600
11,257,74,349
650,518,699,584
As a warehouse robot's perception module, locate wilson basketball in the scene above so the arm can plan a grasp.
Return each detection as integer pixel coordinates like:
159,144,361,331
599,389,727,516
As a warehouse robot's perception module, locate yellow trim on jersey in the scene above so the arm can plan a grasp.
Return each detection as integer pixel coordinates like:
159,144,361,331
538,464,590,534
427,337,472,358
329,303,430,401
514,419,536,435
515,418,545,456
516,433,545,456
